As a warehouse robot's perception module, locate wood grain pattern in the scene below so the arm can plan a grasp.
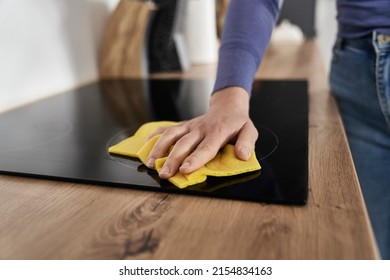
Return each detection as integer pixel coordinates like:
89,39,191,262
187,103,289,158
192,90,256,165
216,0,229,38
0,40,379,259
99,0,155,79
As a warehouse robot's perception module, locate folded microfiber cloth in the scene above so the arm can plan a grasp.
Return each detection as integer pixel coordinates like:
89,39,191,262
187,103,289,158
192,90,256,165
108,121,261,188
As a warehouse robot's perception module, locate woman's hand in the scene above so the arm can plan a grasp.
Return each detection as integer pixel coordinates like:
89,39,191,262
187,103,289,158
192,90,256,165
145,86,258,179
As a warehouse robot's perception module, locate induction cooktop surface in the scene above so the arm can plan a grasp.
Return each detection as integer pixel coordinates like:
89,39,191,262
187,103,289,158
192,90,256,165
0,79,308,204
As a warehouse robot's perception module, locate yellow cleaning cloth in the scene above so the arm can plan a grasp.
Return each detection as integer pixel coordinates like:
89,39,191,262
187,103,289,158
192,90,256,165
109,121,261,188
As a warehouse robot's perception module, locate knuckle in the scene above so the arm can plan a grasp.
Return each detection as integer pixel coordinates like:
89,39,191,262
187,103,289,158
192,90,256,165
196,144,219,160
175,137,191,148
154,127,166,134
197,144,213,154
203,123,230,137
162,160,175,171
163,128,177,138
176,131,199,144
186,154,201,167
253,128,259,139
244,121,259,140
166,152,183,163
164,157,182,171
191,126,205,136
148,148,161,159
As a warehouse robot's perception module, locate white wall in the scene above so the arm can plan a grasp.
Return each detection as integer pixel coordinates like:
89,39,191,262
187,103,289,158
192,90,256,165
0,0,120,113
0,0,337,113
315,0,337,72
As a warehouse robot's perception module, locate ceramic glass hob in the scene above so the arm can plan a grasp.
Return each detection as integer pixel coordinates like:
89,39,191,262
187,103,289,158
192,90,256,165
0,79,308,204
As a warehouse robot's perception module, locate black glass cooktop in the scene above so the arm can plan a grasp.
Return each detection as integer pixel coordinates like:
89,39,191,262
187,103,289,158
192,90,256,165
0,79,308,205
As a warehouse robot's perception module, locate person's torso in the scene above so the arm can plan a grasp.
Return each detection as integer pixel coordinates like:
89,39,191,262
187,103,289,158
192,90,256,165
337,0,390,37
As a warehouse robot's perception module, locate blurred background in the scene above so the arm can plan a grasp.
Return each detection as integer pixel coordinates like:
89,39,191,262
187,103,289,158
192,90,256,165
0,0,336,113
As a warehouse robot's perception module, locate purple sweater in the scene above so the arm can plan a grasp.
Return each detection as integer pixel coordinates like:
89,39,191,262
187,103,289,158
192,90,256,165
214,0,390,95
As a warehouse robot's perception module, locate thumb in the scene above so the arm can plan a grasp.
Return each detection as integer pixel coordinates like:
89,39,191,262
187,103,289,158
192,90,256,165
234,122,258,160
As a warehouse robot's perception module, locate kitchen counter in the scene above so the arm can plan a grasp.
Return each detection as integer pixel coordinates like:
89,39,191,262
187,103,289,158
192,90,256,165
0,40,379,259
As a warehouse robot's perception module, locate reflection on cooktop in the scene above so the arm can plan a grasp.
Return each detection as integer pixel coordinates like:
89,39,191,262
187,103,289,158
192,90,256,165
0,79,308,205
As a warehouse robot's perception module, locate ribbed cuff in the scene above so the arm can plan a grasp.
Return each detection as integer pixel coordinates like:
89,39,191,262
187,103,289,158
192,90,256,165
213,48,259,95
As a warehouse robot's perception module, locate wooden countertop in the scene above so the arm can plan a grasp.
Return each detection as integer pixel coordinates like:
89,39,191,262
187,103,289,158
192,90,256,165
0,40,379,259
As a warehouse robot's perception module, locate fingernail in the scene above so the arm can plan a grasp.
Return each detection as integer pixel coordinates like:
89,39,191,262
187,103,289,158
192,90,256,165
160,166,170,178
146,158,155,168
181,162,190,170
241,147,251,159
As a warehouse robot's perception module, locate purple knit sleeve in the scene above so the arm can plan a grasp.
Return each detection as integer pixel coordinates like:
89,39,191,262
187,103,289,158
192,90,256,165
213,0,281,95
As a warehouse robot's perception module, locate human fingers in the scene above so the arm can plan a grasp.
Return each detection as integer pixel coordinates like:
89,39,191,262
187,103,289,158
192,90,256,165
234,121,258,160
146,121,189,142
158,131,204,179
145,125,189,168
146,126,169,142
179,133,227,175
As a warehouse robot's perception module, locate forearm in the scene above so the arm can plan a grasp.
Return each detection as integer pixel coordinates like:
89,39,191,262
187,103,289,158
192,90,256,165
145,0,282,178
214,0,282,94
